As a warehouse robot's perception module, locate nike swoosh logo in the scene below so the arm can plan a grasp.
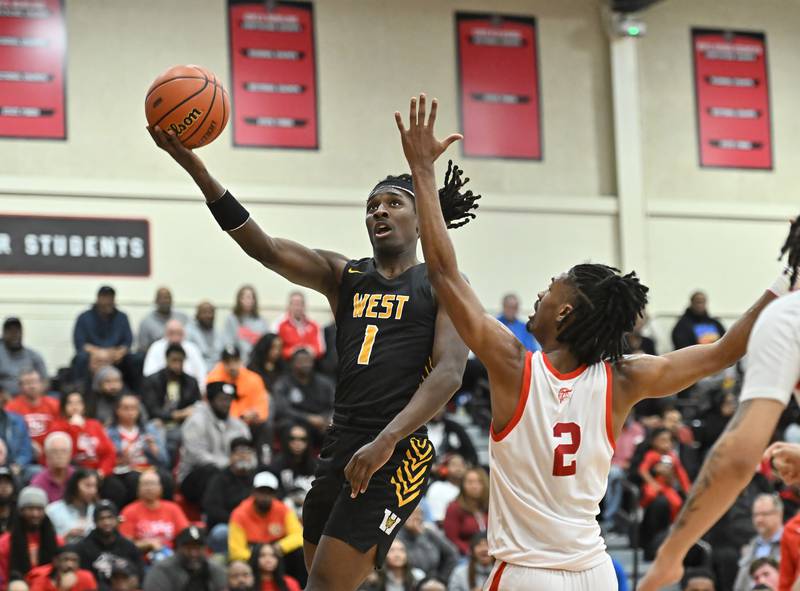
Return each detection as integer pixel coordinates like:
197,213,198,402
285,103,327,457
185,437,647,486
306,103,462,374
348,268,364,274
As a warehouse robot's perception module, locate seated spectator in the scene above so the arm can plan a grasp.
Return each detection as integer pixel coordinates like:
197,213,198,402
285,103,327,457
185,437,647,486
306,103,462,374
0,318,48,396
247,333,284,392
228,472,302,563
426,409,478,467
6,369,59,460
119,471,189,560
681,568,717,591
273,292,324,360
71,286,137,390
734,494,783,591
425,454,466,524
76,500,143,591
0,486,59,587
0,468,17,535
780,505,800,591
141,344,200,424
207,347,269,429
446,532,493,591
268,423,316,495
202,437,257,553
31,432,74,503
317,322,337,380
227,560,255,591
45,469,98,543
107,395,171,507
695,392,738,459
603,415,645,531
495,293,540,352
176,382,250,506
143,320,207,393
223,286,269,363
26,544,97,591
49,392,115,480
360,538,422,591
415,578,446,591
8,580,29,591
662,406,699,479
749,557,779,591
137,288,188,353
248,543,301,591
89,367,129,427
443,467,489,556
0,385,34,478
185,301,224,374
639,456,687,560
672,291,726,350
624,312,657,356
107,560,138,591
396,506,458,583
270,348,333,441
142,526,226,591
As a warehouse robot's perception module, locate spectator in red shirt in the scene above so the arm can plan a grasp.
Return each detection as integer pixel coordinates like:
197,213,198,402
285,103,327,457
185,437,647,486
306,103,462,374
0,486,60,588
118,470,188,560
49,392,115,478
638,428,692,503
443,467,489,556
26,545,96,591
6,369,59,461
272,292,324,360
248,543,301,591
780,510,800,591
31,432,74,504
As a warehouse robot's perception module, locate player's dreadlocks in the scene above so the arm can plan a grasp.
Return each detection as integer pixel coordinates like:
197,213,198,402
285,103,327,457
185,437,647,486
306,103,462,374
778,217,800,287
371,160,481,229
557,263,650,365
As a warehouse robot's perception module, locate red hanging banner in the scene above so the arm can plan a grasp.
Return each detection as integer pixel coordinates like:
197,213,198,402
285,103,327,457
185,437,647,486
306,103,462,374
228,0,318,149
692,28,772,169
456,12,541,160
0,0,66,140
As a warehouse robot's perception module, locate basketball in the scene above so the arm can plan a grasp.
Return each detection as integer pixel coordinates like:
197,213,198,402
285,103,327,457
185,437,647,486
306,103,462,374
144,64,230,149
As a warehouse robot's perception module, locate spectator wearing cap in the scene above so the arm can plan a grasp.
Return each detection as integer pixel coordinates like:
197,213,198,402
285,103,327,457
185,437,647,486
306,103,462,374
185,301,224,374
45,468,98,543
137,288,189,353
201,437,257,554
31,432,74,503
272,292,324,360
119,471,189,559
223,286,269,366
0,467,17,535
76,500,143,591
108,560,138,591
207,347,269,427
142,320,207,393
143,526,226,591
0,385,34,478
177,381,250,506
6,368,59,461
0,317,48,396
71,286,137,390
0,486,60,587
89,366,130,428
226,560,254,591
26,544,97,591
228,471,303,563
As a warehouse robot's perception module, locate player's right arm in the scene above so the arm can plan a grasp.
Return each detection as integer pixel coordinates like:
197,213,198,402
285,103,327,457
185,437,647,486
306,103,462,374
638,296,800,591
149,127,348,303
395,95,526,430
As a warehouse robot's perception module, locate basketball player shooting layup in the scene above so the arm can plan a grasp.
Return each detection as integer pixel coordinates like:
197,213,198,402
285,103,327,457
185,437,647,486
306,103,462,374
394,93,796,590
148,125,480,591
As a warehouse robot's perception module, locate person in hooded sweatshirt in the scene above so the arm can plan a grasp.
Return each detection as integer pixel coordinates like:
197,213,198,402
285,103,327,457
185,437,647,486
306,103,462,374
671,291,726,350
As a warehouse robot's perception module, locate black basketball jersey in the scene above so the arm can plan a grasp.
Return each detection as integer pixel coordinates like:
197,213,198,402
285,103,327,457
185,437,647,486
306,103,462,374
333,257,437,430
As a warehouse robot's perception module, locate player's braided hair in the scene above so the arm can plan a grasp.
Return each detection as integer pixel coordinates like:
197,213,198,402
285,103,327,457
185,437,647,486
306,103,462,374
557,263,650,365
375,160,481,229
778,217,800,287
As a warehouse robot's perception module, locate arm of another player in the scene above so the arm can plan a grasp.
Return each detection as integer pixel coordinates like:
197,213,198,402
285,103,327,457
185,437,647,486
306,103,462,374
148,127,348,303
344,305,468,497
396,95,526,424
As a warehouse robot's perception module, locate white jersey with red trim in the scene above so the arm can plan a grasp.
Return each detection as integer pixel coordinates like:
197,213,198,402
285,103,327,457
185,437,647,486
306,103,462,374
488,350,615,572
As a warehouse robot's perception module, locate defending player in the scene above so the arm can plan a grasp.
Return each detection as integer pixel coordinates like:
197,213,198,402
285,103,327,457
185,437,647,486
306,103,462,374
149,125,478,591
391,93,793,590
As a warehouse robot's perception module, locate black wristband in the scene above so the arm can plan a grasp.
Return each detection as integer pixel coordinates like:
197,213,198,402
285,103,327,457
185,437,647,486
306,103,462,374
207,190,250,231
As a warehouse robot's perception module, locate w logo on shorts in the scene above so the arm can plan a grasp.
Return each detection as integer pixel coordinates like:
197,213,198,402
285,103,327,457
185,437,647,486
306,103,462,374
391,437,433,507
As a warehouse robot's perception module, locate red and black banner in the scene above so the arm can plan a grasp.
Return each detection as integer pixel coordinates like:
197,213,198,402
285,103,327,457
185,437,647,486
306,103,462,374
456,12,541,160
228,0,317,149
692,28,772,169
0,0,66,139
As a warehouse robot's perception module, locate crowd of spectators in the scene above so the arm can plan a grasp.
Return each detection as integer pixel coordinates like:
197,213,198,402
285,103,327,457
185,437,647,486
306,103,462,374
1,285,793,591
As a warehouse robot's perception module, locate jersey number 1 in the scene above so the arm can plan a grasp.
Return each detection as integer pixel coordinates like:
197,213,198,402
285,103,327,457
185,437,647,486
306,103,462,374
357,325,379,365
552,422,581,477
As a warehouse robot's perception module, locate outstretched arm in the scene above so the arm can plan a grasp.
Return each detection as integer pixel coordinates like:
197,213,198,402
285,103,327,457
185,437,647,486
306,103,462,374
395,95,526,428
149,127,347,304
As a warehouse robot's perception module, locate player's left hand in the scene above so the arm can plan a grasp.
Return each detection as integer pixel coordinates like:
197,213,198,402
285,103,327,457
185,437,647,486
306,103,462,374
395,94,462,170
637,550,684,591
344,434,397,498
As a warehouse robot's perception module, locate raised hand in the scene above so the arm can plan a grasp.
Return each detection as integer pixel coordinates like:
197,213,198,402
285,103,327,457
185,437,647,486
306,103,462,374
147,125,205,176
395,94,463,170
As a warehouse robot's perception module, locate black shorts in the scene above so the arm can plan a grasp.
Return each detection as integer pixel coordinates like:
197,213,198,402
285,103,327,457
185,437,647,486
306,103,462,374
303,425,435,567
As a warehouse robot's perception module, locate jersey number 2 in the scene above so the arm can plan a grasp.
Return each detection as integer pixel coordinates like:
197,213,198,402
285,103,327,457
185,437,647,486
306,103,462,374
552,422,581,477
357,325,379,365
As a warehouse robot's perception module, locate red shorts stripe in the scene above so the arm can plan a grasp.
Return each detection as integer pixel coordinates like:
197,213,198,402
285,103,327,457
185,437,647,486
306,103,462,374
489,561,507,591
